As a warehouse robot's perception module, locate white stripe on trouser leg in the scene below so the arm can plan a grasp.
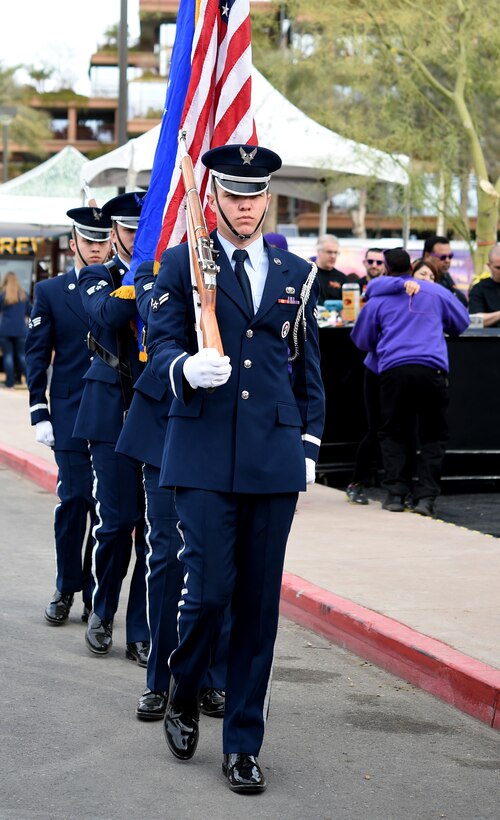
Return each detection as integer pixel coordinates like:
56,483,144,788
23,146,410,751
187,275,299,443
52,476,62,584
262,646,275,725
168,520,188,671
142,466,154,634
88,449,104,611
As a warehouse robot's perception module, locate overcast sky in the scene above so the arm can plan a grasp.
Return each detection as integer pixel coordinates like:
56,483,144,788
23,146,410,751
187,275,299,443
1,0,140,94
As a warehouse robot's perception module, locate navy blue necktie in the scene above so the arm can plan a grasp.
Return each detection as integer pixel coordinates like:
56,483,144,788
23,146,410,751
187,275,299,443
233,249,253,314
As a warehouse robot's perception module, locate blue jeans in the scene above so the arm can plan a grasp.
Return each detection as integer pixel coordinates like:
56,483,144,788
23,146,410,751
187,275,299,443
0,336,26,387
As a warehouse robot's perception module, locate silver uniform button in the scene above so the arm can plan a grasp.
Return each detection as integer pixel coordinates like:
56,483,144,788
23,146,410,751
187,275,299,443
246,329,253,338
241,390,250,400
243,360,252,368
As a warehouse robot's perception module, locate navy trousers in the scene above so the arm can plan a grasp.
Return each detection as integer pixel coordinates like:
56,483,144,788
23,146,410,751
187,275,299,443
172,488,298,756
143,465,228,693
53,449,94,602
89,442,148,643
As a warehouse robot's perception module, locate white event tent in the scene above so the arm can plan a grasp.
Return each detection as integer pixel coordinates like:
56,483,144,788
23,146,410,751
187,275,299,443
0,146,115,233
80,68,408,233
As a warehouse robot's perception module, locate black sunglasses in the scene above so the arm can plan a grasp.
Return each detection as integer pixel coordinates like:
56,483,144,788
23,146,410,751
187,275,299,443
431,252,454,261
365,259,384,265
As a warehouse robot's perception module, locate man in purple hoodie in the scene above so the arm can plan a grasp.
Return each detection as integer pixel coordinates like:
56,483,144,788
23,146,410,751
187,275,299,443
351,248,469,516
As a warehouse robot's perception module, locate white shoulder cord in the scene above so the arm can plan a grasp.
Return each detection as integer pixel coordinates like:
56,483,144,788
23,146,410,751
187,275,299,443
288,262,318,363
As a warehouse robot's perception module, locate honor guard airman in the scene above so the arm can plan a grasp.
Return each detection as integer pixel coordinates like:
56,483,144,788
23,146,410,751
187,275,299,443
25,207,112,626
115,260,229,722
146,144,325,793
74,192,150,664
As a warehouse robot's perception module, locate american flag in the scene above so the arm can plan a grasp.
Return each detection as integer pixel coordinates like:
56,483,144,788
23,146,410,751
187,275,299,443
154,0,257,260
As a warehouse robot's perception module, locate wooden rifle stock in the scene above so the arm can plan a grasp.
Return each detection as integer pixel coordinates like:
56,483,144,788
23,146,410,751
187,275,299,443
178,132,224,356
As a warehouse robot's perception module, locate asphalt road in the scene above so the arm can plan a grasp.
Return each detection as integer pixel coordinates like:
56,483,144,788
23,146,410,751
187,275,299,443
1,465,499,820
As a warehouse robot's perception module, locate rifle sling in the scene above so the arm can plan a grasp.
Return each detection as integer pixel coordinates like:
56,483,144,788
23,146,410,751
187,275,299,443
104,260,135,414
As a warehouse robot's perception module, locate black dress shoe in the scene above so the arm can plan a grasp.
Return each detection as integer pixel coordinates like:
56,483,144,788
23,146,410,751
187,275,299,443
81,601,92,623
85,612,113,655
136,689,168,721
413,496,436,517
382,493,405,512
222,753,267,794
199,688,225,718
125,641,150,668
163,699,200,760
44,590,74,625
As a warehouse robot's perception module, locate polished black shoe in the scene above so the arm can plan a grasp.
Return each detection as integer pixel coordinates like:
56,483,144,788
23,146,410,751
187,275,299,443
382,493,405,512
44,590,74,625
413,496,436,517
136,689,168,721
163,698,200,760
199,688,225,718
85,612,113,655
125,641,150,668
222,753,267,794
346,482,369,505
81,601,92,623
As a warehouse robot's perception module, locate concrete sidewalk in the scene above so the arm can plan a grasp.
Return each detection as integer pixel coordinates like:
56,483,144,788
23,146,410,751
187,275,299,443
1,386,499,729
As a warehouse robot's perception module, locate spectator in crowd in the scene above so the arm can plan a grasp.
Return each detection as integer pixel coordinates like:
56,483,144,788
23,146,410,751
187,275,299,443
412,258,441,283
315,234,347,304
422,235,467,305
357,248,386,296
351,247,469,517
0,271,30,388
345,248,386,505
468,244,500,327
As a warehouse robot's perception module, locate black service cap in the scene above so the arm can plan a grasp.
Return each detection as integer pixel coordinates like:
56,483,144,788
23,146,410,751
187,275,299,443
202,144,282,196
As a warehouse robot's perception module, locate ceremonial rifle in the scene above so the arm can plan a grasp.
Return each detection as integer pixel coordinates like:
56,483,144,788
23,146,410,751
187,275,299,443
178,130,224,356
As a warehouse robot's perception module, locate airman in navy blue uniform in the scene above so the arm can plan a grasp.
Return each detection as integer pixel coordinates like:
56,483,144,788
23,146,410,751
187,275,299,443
25,207,112,625
116,260,229,722
146,145,325,793
74,192,150,665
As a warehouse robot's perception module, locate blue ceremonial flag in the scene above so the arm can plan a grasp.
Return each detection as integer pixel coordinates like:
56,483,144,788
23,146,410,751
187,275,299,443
126,0,196,278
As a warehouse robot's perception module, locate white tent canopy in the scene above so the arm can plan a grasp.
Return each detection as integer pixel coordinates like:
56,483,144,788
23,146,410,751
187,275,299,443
0,146,116,228
80,68,408,205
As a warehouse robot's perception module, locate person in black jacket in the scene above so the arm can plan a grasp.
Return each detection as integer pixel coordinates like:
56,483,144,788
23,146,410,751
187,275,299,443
422,236,468,306
468,244,500,327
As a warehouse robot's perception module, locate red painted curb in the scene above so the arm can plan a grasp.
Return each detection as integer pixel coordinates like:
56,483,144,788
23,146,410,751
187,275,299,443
280,572,500,729
0,442,57,493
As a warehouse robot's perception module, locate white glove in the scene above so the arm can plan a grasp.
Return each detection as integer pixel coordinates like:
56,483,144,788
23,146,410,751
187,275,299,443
305,457,316,485
35,420,55,448
183,348,232,390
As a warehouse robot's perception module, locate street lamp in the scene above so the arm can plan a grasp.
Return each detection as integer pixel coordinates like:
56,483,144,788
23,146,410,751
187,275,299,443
0,105,17,184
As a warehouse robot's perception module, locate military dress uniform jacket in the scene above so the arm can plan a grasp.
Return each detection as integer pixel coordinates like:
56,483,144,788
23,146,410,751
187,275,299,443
146,235,325,494
74,256,145,444
115,261,172,468
25,268,92,452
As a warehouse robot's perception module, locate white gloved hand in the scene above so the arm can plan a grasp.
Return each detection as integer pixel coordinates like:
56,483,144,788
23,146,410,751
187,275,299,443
305,457,316,485
35,420,55,448
183,348,232,390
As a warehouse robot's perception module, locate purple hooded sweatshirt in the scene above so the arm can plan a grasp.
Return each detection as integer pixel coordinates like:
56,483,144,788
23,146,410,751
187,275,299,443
350,276,469,374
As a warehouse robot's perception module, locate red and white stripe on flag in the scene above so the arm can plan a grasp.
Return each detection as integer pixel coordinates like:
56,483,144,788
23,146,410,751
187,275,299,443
155,0,257,262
